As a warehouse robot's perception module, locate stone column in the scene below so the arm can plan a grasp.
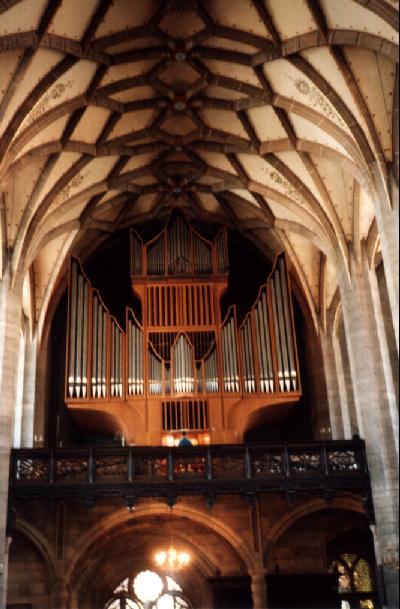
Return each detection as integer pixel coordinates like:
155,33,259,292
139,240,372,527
0,266,24,607
338,250,399,607
332,324,355,439
320,330,344,439
52,578,69,609
67,589,79,609
372,165,399,349
367,260,399,459
21,319,37,447
250,568,268,609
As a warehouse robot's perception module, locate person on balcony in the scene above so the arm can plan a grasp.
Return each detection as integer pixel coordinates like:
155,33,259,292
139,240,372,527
178,431,193,447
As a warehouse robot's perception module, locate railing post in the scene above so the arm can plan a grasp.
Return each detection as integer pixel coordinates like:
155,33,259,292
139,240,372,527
49,449,55,483
88,448,94,483
11,451,18,483
282,443,290,477
167,449,174,481
244,445,252,479
206,446,213,480
128,448,133,482
321,443,330,477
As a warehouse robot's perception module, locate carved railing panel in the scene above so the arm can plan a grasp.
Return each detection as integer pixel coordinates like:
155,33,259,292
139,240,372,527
250,449,283,477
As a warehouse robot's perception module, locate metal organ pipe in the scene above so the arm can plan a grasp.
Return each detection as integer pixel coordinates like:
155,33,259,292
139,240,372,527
253,290,274,394
279,258,297,390
222,311,240,393
204,345,218,393
262,291,274,392
102,309,107,398
254,302,266,393
128,313,144,396
67,262,91,400
68,262,78,398
241,317,256,394
274,270,290,392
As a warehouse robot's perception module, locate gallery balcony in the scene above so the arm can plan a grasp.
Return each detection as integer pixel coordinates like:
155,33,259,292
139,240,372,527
8,439,373,516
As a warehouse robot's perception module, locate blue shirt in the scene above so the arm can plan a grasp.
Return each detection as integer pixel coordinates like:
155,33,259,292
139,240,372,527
178,436,192,447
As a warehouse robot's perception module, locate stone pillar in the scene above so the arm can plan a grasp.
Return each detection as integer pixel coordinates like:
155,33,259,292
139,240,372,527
372,166,399,349
332,323,355,439
0,266,24,607
338,250,399,607
367,259,399,459
52,578,69,609
67,589,79,609
250,568,268,609
320,330,344,439
21,324,37,447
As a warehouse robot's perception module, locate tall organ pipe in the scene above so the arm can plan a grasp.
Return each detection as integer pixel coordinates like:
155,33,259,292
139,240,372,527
68,262,78,398
279,258,297,390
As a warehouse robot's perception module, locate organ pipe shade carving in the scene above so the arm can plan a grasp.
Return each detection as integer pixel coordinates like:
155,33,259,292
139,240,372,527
130,211,228,279
65,212,300,414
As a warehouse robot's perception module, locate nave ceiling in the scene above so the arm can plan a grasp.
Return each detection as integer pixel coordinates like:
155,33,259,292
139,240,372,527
0,0,398,336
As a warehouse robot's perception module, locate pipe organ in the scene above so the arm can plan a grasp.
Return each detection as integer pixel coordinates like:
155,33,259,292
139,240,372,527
66,211,301,444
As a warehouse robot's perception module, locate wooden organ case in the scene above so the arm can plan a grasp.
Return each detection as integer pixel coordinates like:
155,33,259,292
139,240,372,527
65,211,301,445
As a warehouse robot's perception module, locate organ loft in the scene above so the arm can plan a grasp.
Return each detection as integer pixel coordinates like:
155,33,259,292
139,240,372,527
65,210,301,446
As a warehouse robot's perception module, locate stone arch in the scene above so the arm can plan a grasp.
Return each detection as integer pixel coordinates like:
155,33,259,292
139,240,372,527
13,517,56,578
65,501,259,590
265,494,366,553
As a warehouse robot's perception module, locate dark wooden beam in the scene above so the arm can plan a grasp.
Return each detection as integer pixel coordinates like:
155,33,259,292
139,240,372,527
305,0,328,40
37,0,63,41
274,108,297,148
352,0,399,31
81,0,114,54
251,0,282,50
0,0,23,13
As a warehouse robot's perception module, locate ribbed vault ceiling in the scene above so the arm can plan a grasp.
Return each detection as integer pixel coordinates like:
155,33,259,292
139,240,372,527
0,0,398,333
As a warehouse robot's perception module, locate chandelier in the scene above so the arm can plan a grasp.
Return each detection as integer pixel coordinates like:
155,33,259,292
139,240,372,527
154,547,191,570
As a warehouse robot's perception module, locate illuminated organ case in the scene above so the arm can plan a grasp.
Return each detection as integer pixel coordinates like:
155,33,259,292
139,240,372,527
65,211,301,445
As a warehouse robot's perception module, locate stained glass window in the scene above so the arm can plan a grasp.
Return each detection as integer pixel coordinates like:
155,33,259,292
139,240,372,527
104,572,190,609
330,554,376,609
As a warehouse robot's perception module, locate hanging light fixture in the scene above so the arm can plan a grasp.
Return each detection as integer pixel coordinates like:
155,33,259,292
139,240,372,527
154,547,191,570
154,510,191,571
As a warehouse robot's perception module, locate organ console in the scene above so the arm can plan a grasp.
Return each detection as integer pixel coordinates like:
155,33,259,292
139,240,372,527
65,210,301,445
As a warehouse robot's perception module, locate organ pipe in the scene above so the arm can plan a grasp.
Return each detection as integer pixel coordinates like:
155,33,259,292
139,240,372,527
149,344,163,395
204,343,218,393
110,317,123,398
173,334,195,394
216,228,229,274
127,311,144,396
222,308,240,393
67,260,90,400
240,315,256,394
278,258,297,390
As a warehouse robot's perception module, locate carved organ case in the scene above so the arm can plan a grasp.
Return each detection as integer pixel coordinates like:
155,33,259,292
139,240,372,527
65,211,301,445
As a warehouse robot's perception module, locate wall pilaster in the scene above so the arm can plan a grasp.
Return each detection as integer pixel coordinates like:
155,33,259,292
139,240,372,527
338,251,399,607
0,266,24,607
